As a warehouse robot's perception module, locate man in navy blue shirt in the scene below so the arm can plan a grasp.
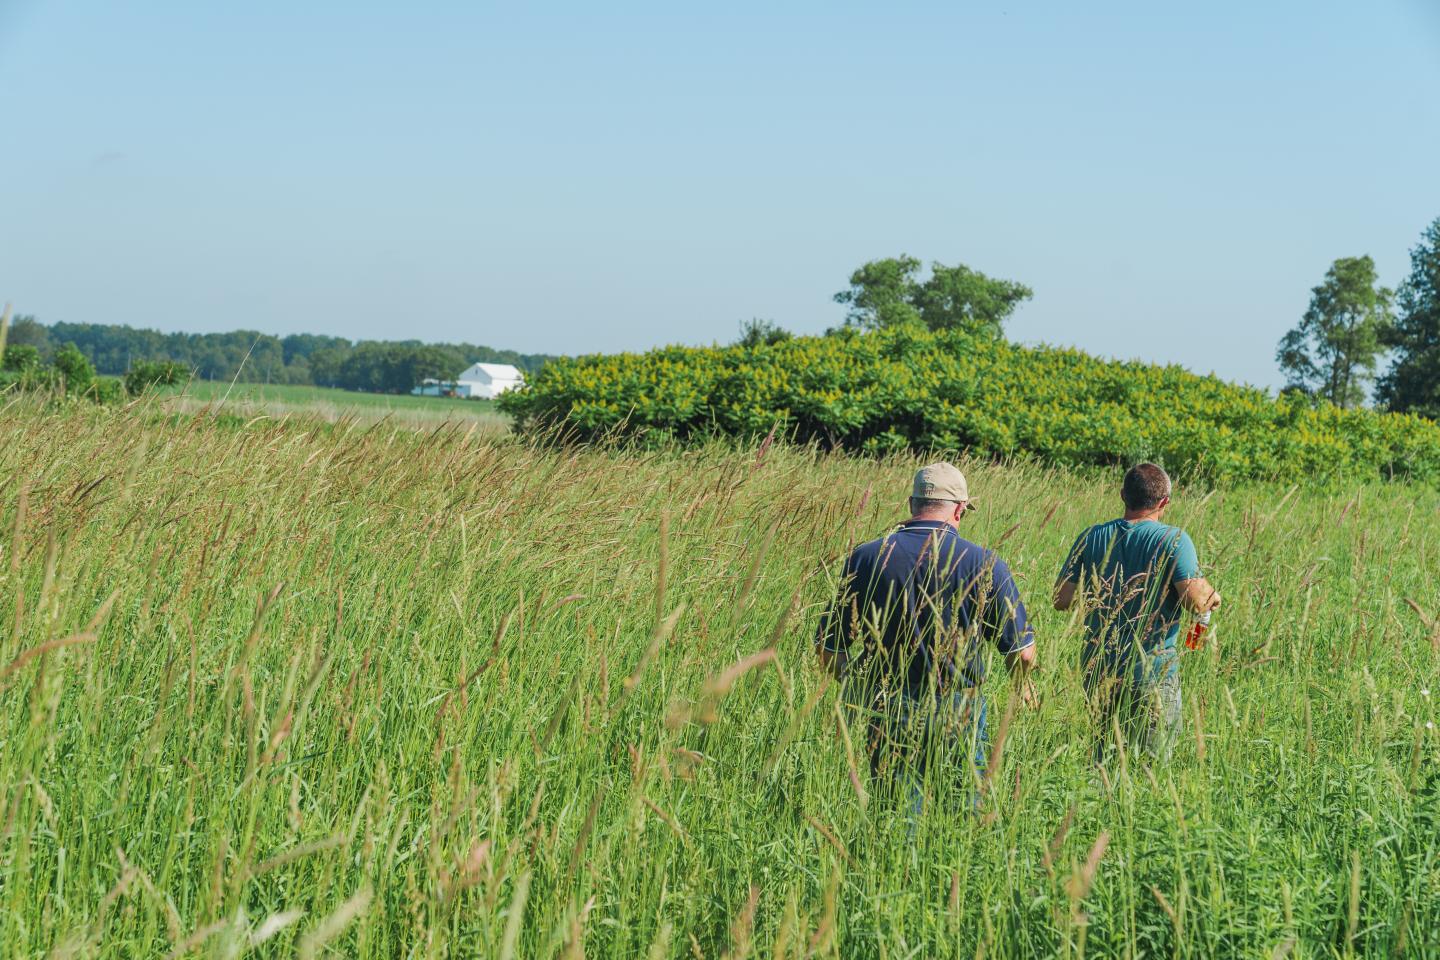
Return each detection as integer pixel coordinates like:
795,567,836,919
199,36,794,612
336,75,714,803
817,463,1037,808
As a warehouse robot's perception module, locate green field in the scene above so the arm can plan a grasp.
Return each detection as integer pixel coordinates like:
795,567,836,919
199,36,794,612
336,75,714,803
2,399,1437,957
165,380,508,429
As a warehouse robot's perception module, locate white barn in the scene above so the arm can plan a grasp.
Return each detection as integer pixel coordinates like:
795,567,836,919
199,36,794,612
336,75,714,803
413,362,524,400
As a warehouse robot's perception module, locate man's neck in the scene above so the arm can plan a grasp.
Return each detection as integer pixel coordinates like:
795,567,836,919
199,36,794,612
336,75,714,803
908,514,958,530
1122,509,1164,523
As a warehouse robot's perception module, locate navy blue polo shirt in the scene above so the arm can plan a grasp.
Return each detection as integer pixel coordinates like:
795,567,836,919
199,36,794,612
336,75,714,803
818,520,1034,695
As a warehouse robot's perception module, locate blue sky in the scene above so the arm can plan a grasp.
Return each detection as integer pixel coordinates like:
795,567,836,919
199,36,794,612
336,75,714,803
2,1,1438,387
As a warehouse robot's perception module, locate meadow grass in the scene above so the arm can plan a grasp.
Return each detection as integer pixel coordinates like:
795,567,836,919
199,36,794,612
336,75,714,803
161,381,508,431
0,396,1437,957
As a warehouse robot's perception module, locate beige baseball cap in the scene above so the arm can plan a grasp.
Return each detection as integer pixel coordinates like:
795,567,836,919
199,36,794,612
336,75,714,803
911,462,977,509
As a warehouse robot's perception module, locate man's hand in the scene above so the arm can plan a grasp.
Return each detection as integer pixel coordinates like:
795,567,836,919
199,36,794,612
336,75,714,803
1005,644,1039,709
1017,676,1040,710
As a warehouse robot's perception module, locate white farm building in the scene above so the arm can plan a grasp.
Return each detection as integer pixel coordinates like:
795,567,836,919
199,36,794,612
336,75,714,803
413,362,524,400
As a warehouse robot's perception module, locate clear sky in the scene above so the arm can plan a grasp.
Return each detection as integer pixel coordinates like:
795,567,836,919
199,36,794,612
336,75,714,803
3,1,1438,388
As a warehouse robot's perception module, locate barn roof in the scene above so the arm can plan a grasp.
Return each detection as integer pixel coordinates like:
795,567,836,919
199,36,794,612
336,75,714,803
460,362,523,381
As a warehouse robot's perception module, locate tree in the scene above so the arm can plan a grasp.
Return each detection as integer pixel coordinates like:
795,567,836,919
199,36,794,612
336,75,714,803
1377,218,1440,419
1275,256,1393,408
308,347,349,388
834,255,1031,336
124,359,188,396
834,256,923,330
52,343,96,392
2,344,41,372
332,342,461,394
735,319,791,348
6,316,52,355
913,263,1033,337
8,317,557,387
281,332,351,365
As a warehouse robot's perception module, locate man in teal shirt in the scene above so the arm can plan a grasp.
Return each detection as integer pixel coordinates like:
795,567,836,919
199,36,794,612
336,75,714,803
1053,463,1220,762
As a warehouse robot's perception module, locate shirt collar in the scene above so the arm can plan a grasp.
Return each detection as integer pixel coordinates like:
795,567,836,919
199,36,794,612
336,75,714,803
899,519,956,532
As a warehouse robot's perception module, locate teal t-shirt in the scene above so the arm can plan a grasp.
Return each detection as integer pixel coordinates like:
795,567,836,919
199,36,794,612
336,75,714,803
1058,518,1201,685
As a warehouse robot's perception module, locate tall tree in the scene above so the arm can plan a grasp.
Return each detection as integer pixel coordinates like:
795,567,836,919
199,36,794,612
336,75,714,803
914,262,1032,337
834,255,923,330
1276,256,1393,408
6,315,52,355
835,255,1031,336
1377,218,1440,419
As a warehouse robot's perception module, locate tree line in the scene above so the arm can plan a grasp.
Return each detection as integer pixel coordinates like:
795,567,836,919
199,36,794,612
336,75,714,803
1,321,556,395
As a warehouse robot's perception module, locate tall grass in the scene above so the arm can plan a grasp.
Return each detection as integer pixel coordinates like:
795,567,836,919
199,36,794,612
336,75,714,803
0,396,1436,957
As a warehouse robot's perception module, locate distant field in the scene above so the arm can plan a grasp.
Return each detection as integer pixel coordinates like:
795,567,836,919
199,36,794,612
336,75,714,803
164,380,509,429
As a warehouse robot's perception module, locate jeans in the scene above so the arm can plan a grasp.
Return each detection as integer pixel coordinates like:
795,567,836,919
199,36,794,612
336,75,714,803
1086,670,1182,764
865,689,988,817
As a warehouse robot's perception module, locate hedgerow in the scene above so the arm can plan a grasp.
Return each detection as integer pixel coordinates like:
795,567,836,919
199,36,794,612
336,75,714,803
499,326,1440,483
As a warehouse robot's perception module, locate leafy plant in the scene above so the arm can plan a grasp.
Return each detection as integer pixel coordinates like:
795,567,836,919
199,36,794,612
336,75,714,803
124,359,190,396
501,326,1440,484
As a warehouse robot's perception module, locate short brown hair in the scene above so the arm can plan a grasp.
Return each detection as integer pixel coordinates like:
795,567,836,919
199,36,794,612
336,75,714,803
1122,463,1171,511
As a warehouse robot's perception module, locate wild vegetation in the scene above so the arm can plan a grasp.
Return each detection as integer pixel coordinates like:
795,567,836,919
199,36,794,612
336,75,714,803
163,381,510,430
3,318,555,392
501,325,1440,484
1,396,1436,957
0,335,185,406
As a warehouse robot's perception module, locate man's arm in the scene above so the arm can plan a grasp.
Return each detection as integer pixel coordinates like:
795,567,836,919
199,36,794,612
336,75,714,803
1174,576,1221,614
984,556,1040,707
1052,531,1088,612
1052,579,1078,612
1004,642,1038,708
815,555,857,679
1168,531,1218,614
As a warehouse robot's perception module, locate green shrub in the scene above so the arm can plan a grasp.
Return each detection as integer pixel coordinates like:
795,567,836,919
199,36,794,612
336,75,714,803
124,359,189,396
0,343,126,404
2,344,42,372
0,364,57,393
84,376,126,404
499,327,1440,484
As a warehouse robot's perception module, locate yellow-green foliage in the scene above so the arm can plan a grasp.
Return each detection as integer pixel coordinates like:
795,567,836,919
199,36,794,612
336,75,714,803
502,327,1440,483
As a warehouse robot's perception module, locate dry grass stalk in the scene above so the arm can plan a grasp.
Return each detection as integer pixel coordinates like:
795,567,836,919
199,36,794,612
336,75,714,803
1042,805,1076,877
297,886,373,960
247,834,346,880
1066,830,1110,917
567,785,609,883
0,632,96,688
497,870,533,960
802,812,855,868
833,702,869,809
642,795,690,845
646,920,675,960
721,885,760,960
8,483,26,648
622,604,687,698
655,509,670,626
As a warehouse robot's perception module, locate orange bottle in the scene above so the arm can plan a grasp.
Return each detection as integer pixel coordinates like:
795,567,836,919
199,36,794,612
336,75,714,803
1185,611,1211,650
